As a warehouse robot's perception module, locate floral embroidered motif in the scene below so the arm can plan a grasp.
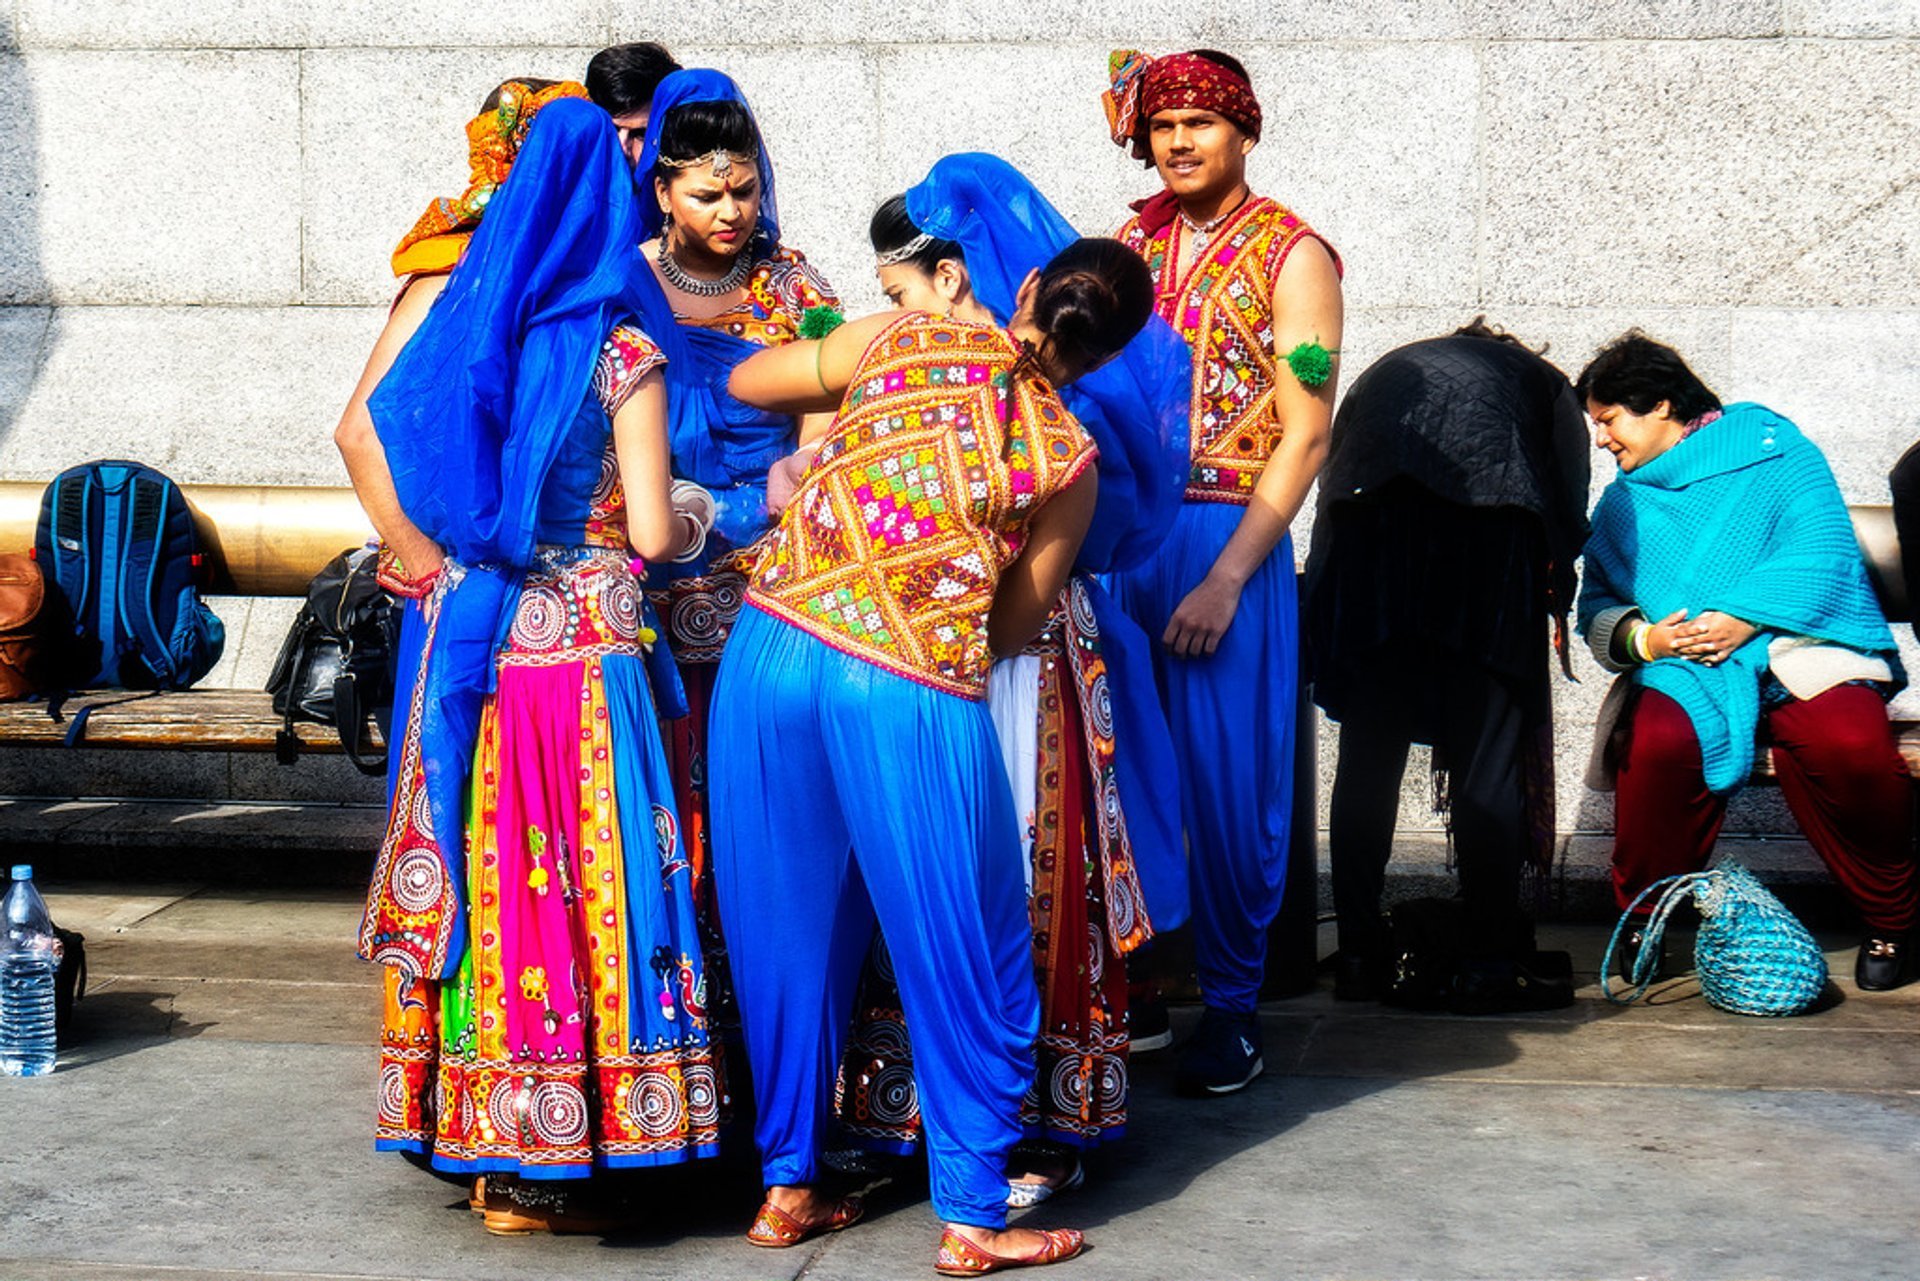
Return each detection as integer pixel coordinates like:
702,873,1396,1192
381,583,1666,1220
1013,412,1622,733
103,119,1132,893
748,314,1097,700
677,246,840,348
1119,197,1340,505
593,323,667,417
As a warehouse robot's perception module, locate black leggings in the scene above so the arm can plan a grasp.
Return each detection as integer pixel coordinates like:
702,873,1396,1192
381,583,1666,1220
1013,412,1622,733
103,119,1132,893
1329,665,1532,961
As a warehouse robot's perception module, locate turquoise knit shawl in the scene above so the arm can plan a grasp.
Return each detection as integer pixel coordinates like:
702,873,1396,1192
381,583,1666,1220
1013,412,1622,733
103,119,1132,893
1578,403,1899,793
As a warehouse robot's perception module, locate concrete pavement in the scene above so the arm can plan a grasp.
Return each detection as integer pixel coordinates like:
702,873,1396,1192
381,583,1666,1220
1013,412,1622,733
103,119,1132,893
1,882,1916,1281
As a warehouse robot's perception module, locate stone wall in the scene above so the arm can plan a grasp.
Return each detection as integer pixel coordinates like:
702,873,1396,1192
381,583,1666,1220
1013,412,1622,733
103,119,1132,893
2,3,1918,842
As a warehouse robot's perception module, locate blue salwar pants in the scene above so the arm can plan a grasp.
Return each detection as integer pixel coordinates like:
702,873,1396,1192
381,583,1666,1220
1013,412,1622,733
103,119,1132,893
1111,501,1299,1014
709,603,1040,1228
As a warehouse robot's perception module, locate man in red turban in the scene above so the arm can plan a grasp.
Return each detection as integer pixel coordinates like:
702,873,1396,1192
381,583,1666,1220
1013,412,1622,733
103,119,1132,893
1103,49,1345,1097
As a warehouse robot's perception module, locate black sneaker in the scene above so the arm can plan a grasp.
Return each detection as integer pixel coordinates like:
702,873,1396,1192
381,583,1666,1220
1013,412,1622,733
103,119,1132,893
1174,1006,1263,1097
1126,998,1172,1053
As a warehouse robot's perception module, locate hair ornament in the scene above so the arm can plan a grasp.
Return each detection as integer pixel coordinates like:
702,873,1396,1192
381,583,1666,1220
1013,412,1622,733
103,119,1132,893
875,232,937,268
658,148,758,179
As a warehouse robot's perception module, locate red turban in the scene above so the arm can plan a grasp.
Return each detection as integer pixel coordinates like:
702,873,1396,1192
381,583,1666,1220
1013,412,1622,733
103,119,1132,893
1103,49,1263,164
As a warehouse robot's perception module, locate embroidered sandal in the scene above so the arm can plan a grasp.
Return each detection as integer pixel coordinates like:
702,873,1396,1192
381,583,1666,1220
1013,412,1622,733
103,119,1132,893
1005,1152,1085,1209
745,1195,865,1248
934,1227,1086,1275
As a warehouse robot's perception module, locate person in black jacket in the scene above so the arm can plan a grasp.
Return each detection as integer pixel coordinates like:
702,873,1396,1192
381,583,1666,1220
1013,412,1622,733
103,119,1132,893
1303,319,1590,1009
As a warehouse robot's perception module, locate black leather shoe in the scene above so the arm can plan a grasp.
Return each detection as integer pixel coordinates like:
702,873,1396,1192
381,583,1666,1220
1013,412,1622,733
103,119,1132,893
1613,925,1668,985
1855,935,1912,992
1450,952,1577,1016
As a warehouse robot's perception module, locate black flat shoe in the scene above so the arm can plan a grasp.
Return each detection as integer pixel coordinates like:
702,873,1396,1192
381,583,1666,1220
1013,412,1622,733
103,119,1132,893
1613,925,1668,986
1855,935,1912,992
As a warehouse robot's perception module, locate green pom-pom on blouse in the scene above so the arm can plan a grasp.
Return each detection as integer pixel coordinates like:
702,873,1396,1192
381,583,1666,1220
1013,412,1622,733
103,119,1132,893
1284,340,1336,388
798,305,846,340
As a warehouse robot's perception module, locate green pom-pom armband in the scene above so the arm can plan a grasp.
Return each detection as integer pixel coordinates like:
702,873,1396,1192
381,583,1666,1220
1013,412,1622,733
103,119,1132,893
798,305,846,340
1284,340,1337,389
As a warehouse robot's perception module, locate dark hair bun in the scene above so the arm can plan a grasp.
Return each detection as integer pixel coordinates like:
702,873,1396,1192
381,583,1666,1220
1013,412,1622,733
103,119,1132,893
1032,239,1153,371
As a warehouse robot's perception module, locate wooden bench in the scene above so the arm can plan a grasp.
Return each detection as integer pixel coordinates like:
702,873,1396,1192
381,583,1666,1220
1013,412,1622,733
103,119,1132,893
0,481,377,755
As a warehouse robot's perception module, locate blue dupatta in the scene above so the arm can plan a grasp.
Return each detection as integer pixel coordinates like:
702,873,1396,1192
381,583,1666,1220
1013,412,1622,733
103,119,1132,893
906,152,1192,931
368,100,644,977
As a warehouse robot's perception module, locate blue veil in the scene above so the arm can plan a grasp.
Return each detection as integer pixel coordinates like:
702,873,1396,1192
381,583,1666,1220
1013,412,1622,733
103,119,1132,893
627,69,796,561
905,153,1191,931
905,152,1190,575
369,99,643,976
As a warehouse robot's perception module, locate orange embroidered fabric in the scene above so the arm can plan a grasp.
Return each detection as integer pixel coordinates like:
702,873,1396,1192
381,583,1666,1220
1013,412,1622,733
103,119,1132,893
1118,196,1341,504
391,80,591,279
674,246,840,347
747,313,1097,700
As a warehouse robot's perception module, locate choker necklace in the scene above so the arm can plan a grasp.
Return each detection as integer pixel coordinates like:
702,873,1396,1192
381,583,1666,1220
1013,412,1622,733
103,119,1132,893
658,242,752,297
1179,195,1249,253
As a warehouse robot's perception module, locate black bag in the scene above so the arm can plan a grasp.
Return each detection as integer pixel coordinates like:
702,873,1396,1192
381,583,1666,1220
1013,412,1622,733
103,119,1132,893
266,546,399,776
1382,897,1574,1014
54,926,86,1046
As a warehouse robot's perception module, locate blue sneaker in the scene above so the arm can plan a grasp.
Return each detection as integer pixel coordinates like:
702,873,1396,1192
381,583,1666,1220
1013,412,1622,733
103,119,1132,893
1174,1006,1264,1096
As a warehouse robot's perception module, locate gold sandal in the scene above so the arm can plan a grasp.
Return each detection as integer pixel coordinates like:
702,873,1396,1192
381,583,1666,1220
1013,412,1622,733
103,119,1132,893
745,1194,865,1248
935,1226,1086,1275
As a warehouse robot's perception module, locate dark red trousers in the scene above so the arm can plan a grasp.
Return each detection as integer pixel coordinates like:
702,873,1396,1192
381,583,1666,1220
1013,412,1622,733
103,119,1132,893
1614,686,1919,934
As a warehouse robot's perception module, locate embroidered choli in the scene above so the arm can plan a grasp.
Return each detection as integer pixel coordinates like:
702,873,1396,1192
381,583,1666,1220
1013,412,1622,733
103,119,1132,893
676,245,839,346
532,323,666,551
747,314,1098,700
1118,197,1340,504
651,247,839,663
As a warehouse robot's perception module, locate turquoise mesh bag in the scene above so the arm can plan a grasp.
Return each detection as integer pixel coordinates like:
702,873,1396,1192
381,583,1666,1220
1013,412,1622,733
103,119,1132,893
1602,861,1828,1017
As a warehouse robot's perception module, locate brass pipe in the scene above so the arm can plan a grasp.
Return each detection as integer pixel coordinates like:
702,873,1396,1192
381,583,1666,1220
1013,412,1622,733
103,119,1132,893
0,480,372,597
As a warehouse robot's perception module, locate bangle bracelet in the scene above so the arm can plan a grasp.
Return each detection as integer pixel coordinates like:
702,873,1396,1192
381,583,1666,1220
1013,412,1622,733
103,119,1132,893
1629,621,1655,664
812,337,832,396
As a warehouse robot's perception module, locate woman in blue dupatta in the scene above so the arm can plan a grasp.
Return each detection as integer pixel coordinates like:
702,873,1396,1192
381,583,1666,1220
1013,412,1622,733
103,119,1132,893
359,98,720,1234
1576,331,1918,992
832,153,1192,1203
624,70,841,1019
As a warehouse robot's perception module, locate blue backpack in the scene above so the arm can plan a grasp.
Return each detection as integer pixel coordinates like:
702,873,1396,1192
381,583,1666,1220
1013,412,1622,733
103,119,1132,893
33,460,225,691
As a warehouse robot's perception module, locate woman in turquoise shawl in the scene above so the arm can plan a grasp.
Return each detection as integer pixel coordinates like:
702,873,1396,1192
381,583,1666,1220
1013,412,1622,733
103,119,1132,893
1575,332,1918,991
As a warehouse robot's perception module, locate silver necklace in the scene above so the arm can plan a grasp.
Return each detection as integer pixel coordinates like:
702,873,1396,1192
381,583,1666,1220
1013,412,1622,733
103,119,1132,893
658,242,752,297
1179,200,1244,253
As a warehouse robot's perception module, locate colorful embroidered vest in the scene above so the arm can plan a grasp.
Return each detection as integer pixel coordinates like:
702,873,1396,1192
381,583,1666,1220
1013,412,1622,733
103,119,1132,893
747,314,1097,700
679,245,838,347
1118,196,1339,505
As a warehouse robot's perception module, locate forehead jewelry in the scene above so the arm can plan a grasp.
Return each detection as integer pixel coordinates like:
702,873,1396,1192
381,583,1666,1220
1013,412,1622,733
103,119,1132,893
875,232,936,268
658,149,758,180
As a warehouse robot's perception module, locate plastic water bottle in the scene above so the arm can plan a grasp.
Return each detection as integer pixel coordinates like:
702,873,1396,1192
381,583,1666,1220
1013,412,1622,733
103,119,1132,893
1,865,62,1077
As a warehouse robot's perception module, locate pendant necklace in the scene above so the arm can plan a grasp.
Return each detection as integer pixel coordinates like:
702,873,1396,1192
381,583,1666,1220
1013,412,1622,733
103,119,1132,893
1179,195,1248,254
658,241,752,297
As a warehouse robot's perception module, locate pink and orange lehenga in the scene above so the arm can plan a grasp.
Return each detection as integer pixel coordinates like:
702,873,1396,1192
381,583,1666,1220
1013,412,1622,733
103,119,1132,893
364,326,722,1178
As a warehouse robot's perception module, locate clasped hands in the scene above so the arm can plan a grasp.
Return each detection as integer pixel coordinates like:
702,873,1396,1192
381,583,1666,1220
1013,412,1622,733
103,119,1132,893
1637,608,1758,666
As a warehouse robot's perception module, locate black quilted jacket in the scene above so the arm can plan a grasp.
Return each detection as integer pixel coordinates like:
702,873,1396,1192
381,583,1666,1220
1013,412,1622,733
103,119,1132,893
1317,334,1591,578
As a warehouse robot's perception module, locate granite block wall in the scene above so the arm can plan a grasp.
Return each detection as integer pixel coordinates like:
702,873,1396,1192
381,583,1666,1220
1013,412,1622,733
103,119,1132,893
1,2,1916,834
